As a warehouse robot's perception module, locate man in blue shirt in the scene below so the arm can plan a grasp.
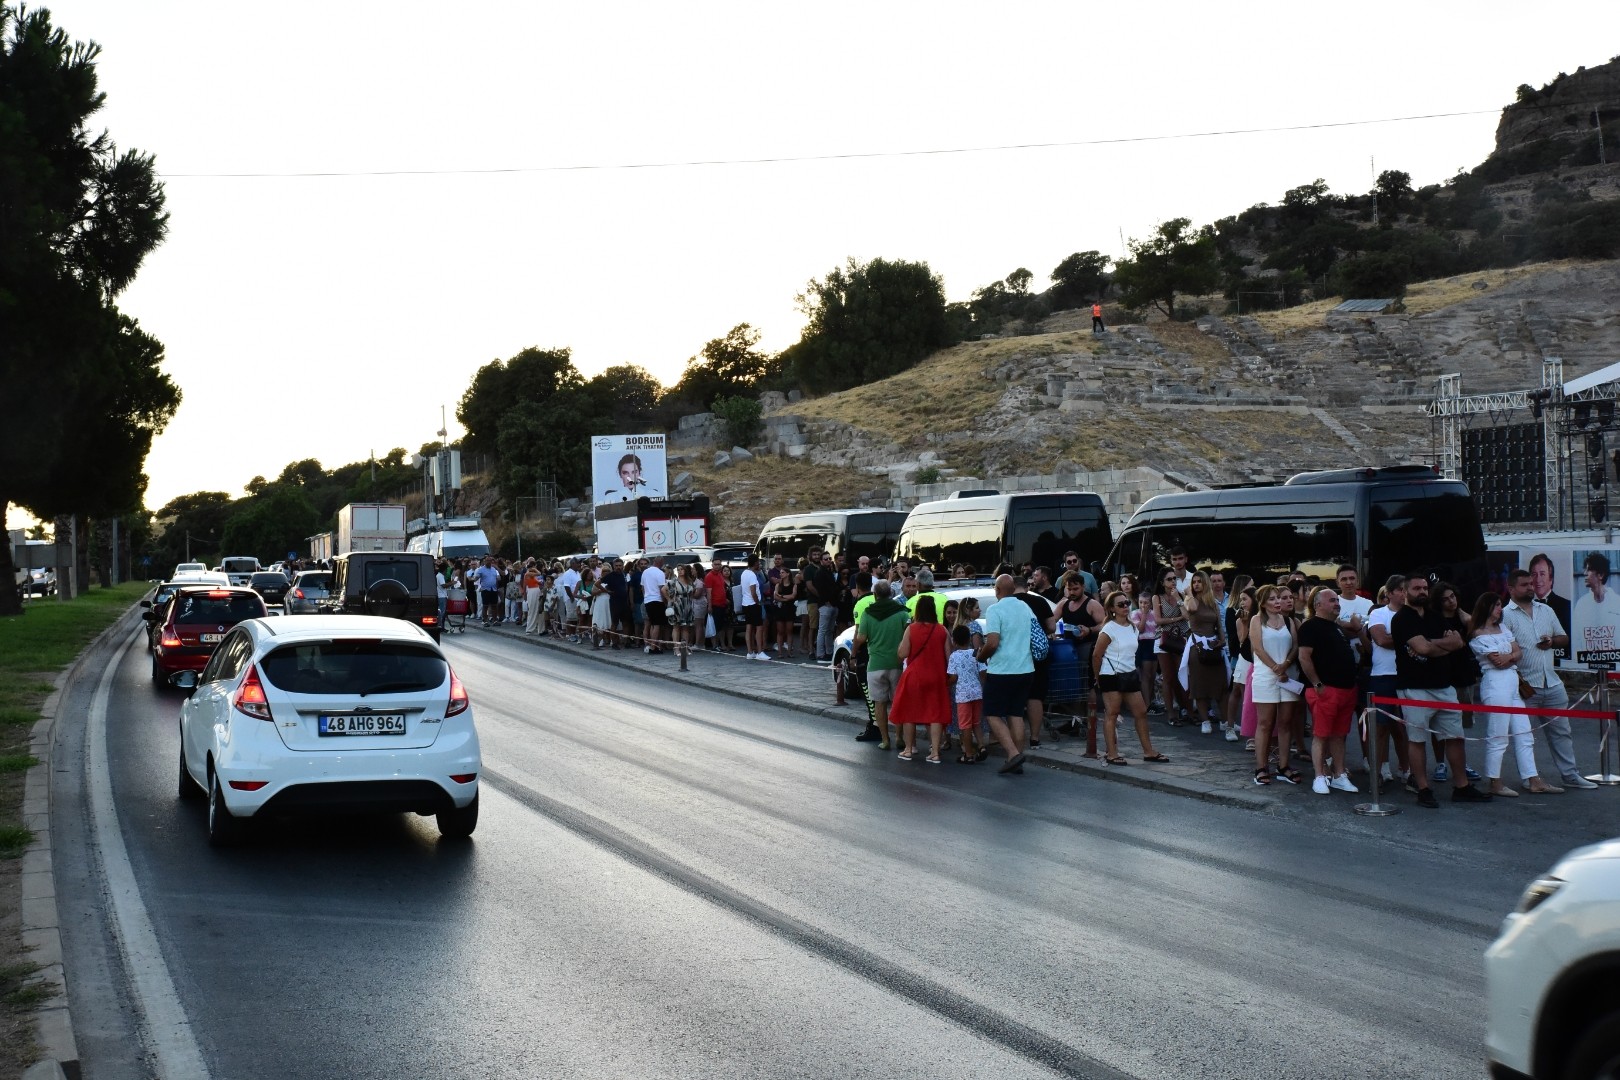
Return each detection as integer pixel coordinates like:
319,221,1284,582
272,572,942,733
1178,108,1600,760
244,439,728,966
978,574,1035,774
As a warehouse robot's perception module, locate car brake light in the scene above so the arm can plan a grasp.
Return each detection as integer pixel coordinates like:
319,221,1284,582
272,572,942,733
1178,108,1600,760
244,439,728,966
207,590,231,597
291,588,304,599
421,615,438,626
228,780,268,791
450,773,477,784
232,665,272,720
160,631,182,648
446,670,469,717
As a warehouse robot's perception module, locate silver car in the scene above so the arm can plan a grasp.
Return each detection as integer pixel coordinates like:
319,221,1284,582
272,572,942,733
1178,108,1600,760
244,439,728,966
284,570,334,614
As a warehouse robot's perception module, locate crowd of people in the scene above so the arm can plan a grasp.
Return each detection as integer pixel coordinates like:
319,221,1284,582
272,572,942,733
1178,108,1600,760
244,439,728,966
431,544,1604,805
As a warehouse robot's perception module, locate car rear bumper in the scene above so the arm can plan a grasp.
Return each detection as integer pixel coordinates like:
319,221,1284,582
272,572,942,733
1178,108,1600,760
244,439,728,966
213,730,480,818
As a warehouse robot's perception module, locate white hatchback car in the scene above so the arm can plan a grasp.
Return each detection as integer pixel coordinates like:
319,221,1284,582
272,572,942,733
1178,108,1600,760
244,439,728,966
1485,837,1620,1080
174,614,481,845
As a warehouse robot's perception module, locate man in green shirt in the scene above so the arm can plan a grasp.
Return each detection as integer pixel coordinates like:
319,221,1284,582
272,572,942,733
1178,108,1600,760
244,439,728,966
854,579,909,750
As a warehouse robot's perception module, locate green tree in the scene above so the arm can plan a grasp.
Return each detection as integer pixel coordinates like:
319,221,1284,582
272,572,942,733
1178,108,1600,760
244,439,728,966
1004,267,1033,295
219,483,321,563
585,364,663,429
1375,169,1413,217
0,6,175,611
666,323,773,410
145,492,234,571
456,346,582,457
1112,218,1221,319
493,388,598,503
787,257,952,393
1048,250,1110,308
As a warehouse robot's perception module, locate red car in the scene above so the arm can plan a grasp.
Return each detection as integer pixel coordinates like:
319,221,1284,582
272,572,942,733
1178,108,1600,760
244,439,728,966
151,586,268,684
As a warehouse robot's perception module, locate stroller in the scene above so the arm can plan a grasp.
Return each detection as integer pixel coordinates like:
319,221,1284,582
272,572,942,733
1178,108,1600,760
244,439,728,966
444,587,470,634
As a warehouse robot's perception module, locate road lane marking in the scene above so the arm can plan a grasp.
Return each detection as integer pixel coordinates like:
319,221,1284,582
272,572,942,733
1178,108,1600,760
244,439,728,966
480,763,1136,1080
88,636,211,1079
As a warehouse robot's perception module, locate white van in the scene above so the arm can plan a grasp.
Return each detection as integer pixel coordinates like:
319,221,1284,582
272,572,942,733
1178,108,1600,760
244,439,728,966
219,556,262,587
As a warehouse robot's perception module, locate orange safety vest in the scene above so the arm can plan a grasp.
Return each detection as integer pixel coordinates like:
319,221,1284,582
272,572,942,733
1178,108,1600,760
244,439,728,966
1092,304,1102,317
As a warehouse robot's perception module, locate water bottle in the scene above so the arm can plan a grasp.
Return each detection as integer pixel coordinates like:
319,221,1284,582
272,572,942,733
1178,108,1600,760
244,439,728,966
1055,619,1068,638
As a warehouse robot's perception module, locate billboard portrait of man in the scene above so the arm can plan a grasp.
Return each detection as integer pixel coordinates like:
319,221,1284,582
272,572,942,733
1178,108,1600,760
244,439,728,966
1571,549,1620,664
591,435,667,506
1528,551,1571,637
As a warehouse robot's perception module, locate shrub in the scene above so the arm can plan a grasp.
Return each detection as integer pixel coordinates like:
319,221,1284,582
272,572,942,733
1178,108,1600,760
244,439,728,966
712,394,763,448
914,466,942,485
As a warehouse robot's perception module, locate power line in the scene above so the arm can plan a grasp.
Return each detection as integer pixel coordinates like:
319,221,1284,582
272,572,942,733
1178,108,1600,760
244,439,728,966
160,107,1517,179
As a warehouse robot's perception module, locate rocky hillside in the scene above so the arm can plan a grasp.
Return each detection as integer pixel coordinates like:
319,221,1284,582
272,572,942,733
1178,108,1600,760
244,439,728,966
753,259,1620,494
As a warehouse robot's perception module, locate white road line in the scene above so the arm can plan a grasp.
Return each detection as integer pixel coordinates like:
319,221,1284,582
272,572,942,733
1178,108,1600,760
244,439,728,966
88,636,211,1079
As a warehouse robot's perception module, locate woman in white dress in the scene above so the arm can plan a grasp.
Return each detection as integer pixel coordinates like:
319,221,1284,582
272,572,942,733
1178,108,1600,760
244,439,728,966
1468,592,1560,796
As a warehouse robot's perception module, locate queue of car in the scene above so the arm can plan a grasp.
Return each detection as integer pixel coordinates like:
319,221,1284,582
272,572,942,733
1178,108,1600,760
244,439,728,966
147,556,481,844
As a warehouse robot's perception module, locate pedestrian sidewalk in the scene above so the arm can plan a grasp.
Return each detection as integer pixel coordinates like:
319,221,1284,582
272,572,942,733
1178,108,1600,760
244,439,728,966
472,620,1278,810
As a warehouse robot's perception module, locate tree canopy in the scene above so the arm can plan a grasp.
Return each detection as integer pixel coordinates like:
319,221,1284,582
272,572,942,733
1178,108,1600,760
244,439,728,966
785,257,953,393
0,5,176,611
1112,218,1221,319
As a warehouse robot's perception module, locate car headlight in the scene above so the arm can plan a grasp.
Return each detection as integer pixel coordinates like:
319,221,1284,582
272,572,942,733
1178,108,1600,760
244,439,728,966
1515,874,1565,915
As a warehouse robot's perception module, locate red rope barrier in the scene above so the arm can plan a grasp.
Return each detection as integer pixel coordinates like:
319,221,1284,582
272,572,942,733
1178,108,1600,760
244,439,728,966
1368,694,1613,721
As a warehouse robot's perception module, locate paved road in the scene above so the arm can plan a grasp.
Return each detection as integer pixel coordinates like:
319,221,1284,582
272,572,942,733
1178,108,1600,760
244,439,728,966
49,614,1613,1078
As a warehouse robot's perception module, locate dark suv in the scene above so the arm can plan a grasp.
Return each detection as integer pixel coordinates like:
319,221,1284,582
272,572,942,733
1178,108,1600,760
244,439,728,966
320,552,441,641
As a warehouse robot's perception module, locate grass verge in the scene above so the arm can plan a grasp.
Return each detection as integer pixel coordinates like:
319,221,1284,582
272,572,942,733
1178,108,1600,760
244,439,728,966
0,579,149,1076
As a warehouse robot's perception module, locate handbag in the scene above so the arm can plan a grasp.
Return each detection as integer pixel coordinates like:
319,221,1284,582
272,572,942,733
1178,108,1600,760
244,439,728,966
1195,639,1225,666
1517,677,1536,700
1160,623,1188,657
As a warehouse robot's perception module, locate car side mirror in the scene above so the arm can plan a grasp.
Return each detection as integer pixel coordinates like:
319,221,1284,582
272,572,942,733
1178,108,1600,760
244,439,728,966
169,670,199,693
140,599,152,609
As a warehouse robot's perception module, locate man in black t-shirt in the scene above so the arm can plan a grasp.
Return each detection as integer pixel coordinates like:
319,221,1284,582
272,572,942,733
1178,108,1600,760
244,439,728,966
1297,589,1360,796
1390,574,1490,808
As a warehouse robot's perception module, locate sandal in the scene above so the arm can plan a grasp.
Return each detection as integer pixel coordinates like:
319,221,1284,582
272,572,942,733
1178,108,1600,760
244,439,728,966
1253,768,1272,786
956,753,974,764
1142,753,1170,763
897,749,914,761
1275,767,1302,785
974,749,990,763
1105,756,1129,766
925,755,941,764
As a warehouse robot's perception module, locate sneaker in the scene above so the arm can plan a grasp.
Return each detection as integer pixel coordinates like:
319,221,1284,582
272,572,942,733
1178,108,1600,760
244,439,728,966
756,653,772,661
1451,784,1493,803
1404,777,1422,794
1223,724,1239,743
1433,763,1450,783
1564,775,1600,790
1415,788,1439,808
1464,766,1482,782
1329,774,1359,793
1311,775,1330,795
1244,739,1256,752
1200,720,1213,735
1379,763,1395,783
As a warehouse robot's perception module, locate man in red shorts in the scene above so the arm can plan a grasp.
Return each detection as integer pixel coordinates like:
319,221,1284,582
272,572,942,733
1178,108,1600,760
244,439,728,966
1297,588,1360,795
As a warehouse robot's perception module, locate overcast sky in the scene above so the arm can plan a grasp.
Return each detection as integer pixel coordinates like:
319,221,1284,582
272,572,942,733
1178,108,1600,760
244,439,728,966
14,1,1618,526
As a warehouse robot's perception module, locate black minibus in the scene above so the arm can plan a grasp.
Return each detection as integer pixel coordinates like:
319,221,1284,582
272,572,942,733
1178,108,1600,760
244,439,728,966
1103,465,1488,599
895,491,1113,575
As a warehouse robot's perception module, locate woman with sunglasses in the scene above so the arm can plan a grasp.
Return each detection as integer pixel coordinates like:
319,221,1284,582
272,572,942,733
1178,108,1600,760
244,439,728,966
1093,591,1169,765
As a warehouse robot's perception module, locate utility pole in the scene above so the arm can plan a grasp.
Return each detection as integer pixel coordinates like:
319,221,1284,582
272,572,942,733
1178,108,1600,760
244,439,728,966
1597,108,1608,166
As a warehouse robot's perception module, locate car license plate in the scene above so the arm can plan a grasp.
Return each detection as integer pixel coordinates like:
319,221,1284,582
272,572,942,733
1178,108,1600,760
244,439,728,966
318,713,407,736
200,633,223,643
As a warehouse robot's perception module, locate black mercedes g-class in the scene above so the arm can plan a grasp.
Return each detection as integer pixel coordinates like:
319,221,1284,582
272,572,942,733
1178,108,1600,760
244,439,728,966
321,551,441,641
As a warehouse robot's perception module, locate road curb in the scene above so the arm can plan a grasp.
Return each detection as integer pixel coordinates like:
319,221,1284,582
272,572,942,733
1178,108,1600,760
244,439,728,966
475,623,1275,811
22,600,145,1080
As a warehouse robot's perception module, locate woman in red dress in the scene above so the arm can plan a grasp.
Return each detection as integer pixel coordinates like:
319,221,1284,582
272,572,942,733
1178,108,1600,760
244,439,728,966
890,593,952,763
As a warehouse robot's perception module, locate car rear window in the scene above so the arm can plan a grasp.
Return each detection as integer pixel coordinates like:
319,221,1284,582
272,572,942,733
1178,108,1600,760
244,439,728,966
361,560,422,590
174,594,264,623
251,573,289,585
259,641,448,695
296,573,333,589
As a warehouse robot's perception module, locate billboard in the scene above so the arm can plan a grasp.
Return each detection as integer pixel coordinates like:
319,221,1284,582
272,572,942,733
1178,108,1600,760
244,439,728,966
591,434,666,507
1572,548,1620,664
1486,546,1571,666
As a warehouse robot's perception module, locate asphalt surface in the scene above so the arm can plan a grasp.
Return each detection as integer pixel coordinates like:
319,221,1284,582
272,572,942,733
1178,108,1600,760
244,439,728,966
47,613,1620,1079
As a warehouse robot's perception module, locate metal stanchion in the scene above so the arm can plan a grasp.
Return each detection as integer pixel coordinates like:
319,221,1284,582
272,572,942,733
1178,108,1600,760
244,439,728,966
1355,705,1400,817
678,637,689,672
833,657,847,706
1585,670,1620,785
